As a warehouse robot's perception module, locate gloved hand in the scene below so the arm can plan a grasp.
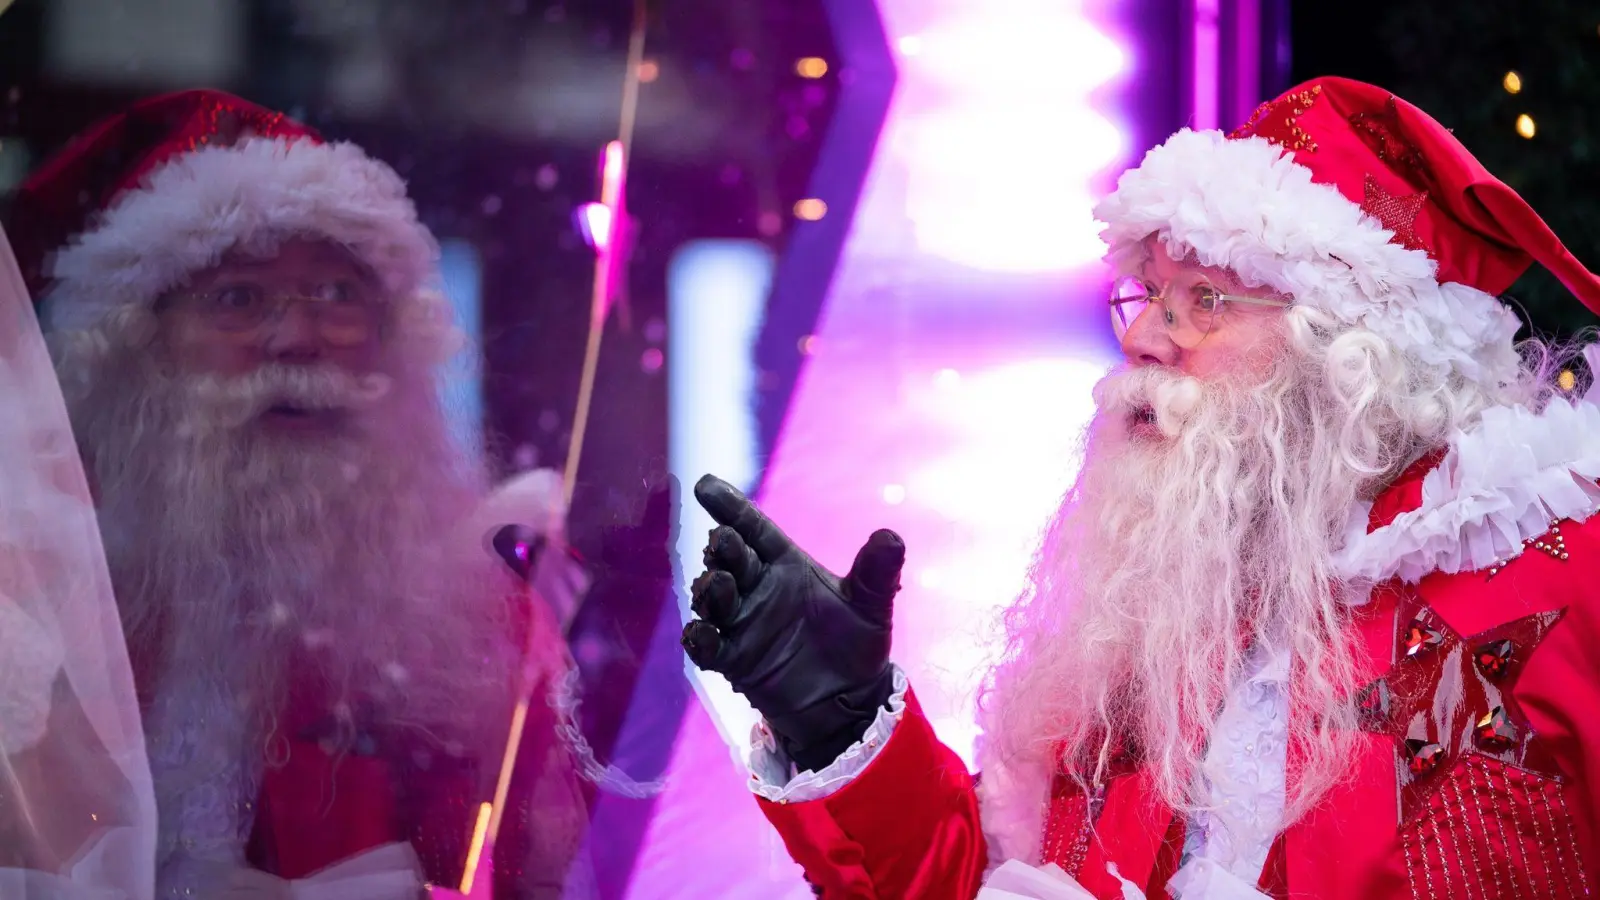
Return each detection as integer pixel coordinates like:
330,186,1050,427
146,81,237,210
681,475,905,773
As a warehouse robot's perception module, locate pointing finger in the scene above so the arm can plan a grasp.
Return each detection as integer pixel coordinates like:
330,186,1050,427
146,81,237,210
693,475,793,562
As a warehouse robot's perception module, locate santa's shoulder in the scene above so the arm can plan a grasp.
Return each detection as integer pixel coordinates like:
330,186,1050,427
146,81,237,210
1336,398,1600,587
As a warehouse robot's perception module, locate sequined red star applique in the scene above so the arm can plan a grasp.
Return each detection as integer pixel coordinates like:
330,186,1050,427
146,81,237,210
1229,84,1322,152
1362,176,1429,252
1349,96,1428,182
1356,592,1565,824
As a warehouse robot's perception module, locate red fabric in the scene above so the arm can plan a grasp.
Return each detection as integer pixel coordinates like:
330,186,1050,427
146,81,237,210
252,744,400,879
245,581,584,894
758,689,985,899
5,90,318,299
1072,770,1174,898
1258,834,1289,899
767,457,1600,897
1230,76,1600,314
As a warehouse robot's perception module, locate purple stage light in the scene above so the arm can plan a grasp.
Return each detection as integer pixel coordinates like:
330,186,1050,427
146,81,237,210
636,0,1135,895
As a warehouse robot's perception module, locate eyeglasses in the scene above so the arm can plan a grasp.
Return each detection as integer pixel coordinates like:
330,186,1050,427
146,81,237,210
1109,275,1291,348
162,281,380,347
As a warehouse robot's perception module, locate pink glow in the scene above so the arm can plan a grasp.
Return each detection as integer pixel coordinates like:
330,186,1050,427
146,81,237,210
631,0,1131,894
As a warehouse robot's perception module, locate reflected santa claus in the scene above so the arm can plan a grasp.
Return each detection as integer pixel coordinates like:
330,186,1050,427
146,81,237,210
8,89,590,899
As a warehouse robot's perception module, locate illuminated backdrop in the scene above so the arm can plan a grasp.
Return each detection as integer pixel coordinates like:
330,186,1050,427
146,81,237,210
641,0,1131,895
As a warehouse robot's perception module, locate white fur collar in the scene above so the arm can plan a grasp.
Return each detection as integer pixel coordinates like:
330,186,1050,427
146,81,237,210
1336,395,1600,585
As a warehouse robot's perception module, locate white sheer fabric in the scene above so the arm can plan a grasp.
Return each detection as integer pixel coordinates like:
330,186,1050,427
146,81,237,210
0,223,160,898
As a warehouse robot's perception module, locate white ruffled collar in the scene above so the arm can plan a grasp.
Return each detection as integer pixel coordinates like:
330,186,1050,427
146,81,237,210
1336,393,1600,586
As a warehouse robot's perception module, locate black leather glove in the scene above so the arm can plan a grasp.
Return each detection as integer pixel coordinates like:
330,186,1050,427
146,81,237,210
681,474,905,773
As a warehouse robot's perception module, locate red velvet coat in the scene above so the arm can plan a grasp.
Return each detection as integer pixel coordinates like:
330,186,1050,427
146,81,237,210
241,586,588,898
756,452,1600,898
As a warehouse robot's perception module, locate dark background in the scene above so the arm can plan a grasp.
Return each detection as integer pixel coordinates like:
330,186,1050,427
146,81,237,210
1291,0,1600,340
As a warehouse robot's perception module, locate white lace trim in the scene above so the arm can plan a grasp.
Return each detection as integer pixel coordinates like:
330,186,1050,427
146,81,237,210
1336,396,1600,585
1184,639,1289,883
747,666,908,804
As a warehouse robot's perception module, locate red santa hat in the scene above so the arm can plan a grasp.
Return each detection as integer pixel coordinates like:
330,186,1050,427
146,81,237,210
6,89,438,336
1095,76,1600,390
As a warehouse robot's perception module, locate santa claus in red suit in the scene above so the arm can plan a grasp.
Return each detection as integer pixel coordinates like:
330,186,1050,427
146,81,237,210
682,76,1600,899
5,90,593,899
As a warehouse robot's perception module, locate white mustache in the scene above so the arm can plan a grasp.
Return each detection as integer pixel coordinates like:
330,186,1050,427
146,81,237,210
1093,368,1205,438
183,366,394,431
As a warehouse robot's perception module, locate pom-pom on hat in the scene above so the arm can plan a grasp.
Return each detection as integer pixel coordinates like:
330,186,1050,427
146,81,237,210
5,89,438,336
1095,75,1600,389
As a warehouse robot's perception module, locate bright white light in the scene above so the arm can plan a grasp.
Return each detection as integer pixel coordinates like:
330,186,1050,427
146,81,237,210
578,202,613,253
935,368,962,389
667,240,773,756
898,17,1127,94
888,8,1128,272
932,716,984,771
882,483,907,505
897,35,923,57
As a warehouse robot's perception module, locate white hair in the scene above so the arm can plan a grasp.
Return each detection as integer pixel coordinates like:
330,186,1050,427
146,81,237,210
50,281,517,774
981,304,1566,827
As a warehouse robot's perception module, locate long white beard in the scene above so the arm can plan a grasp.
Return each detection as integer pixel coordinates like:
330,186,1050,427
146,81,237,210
70,357,515,752
983,356,1368,822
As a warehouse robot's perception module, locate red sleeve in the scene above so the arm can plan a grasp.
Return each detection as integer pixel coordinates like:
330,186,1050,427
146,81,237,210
757,689,986,899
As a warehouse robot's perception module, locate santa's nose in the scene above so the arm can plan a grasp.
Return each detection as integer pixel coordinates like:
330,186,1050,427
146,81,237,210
1119,303,1179,368
262,303,324,363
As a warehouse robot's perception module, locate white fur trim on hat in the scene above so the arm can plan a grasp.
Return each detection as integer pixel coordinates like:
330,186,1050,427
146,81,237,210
40,136,439,334
1094,129,1522,388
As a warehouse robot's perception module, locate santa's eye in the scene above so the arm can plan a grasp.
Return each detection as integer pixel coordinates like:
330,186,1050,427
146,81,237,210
1192,284,1224,314
212,284,263,309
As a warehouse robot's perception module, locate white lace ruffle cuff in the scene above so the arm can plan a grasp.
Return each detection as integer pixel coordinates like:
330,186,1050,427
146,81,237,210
747,665,909,804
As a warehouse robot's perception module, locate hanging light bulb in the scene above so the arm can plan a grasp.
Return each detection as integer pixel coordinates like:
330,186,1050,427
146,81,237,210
1503,71,1523,94
1516,114,1537,139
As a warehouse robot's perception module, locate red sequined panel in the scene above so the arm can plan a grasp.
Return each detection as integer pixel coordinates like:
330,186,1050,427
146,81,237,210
1358,590,1593,897
1400,755,1590,899
1040,780,1094,876
1357,594,1566,822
